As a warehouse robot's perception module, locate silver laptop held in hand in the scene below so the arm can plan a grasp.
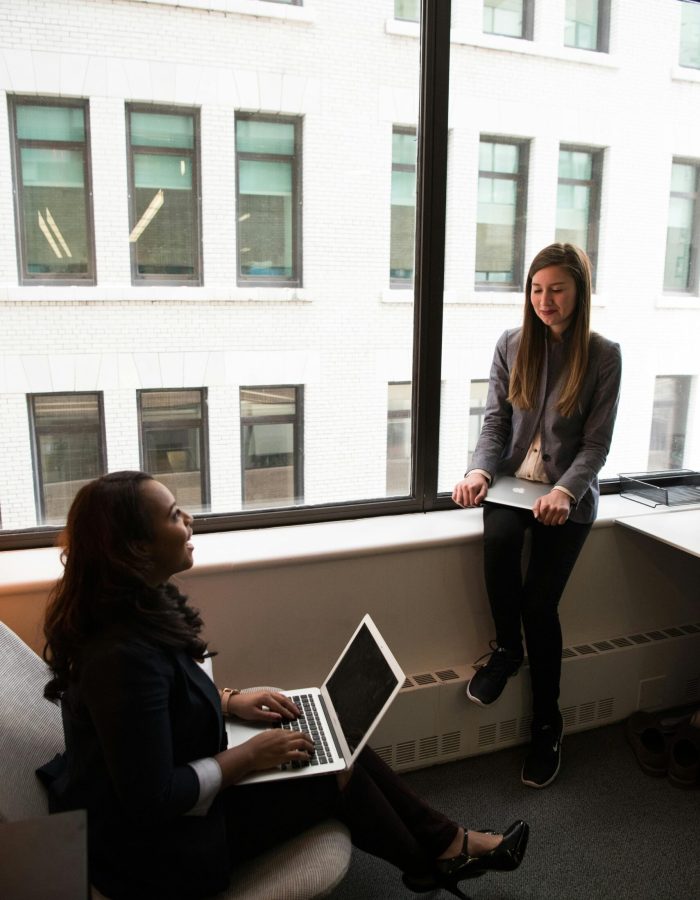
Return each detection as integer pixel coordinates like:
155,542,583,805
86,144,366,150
482,476,551,511
225,614,405,784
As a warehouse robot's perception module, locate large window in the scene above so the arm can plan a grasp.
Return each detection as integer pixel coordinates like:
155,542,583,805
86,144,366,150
390,128,417,286
664,160,699,293
556,146,603,287
680,0,700,69
235,115,301,285
139,389,209,511
648,376,693,470
240,387,303,508
387,382,412,495
564,0,610,52
483,0,533,40
476,138,529,288
8,97,95,284
28,393,106,525
127,106,201,284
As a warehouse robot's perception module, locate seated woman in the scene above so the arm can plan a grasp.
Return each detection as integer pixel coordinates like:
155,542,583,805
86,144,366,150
40,471,529,900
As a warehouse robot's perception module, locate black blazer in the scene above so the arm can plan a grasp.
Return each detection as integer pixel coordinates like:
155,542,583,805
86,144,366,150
41,632,230,899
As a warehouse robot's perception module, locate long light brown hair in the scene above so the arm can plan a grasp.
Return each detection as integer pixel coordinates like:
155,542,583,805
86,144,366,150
508,243,591,417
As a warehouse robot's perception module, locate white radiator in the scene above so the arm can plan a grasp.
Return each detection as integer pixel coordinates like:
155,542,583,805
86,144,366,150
370,621,700,772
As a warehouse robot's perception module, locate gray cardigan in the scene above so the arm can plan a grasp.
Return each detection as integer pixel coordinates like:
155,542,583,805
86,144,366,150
470,327,622,524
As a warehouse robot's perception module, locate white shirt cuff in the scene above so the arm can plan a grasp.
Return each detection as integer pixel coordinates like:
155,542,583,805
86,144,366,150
552,485,576,503
186,757,223,816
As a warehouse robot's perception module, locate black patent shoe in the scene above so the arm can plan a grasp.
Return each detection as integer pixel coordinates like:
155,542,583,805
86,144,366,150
402,820,529,899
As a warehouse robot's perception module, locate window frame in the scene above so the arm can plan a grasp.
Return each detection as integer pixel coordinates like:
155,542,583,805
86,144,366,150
137,387,210,507
235,112,303,288
483,0,535,41
556,144,603,289
475,135,530,292
8,94,97,286
564,0,611,53
664,157,700,294
125,102,203,286
239,385,304,508
27,391,107,525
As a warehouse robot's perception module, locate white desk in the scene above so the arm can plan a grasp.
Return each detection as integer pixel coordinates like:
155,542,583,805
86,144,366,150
615,508,700,559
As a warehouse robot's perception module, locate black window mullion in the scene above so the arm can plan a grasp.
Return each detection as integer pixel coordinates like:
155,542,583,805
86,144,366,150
412,0,451,509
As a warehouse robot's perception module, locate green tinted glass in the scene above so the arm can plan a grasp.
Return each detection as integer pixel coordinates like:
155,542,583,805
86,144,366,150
236,119,295,155
16,105,85,142
130,111,194,149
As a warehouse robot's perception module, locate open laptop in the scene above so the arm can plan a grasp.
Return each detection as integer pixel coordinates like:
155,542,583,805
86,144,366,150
483,475,552,510
225,614,405,784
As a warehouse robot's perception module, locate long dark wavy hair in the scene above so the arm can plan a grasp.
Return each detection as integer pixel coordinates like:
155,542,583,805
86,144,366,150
43,470,207,702
508,243,592,417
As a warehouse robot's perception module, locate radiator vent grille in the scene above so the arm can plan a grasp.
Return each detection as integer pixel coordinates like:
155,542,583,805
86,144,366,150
560,622,700,659
374,745,393,767
499,718,517,742
396,741,416,766
598,697,614,719
478,723,497,746
412,673,438,686
419,736,439,759
441,732,461,755
435,668,459,681
686,677,700,701
402,678,413,690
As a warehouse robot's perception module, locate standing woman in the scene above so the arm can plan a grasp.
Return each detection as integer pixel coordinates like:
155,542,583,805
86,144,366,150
40,470,528,899
453,243,621,789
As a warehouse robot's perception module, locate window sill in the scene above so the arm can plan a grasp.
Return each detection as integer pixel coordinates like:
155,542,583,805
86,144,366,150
671,64,700,84
0,495,683,597
443,289,607,308
656,293,700,310
0,285,312,304
450,30,619,69
130,0,315,24
382,288,414,304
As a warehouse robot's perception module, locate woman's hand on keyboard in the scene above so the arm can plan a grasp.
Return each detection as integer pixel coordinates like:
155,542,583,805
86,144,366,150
246,729,315,772
228,690,301,723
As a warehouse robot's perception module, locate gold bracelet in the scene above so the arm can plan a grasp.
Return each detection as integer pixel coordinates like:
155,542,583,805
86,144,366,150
220,687,241,717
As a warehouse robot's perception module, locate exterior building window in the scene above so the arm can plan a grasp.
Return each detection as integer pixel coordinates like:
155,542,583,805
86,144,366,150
394,0,419,22
391,128,417,286
556,146,603,287
664,160,699,292
476,138,529,289
127,105,201,284
467,380,489,467
648,376,692,470
483,0,533,40
236,115,301,285
240,386,303,508
28,393,106,525
680,0,700,69
564,0,610,52
387,382,412,495
8,97,95,285
138,389,209,511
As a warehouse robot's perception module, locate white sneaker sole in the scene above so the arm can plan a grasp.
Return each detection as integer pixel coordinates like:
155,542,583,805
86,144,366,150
521,738,563,789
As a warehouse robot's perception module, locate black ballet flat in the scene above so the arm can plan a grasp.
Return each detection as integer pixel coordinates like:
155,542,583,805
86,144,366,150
402,820,529,900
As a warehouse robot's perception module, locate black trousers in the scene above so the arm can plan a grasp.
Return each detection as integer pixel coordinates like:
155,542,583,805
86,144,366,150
482,504,592,727
225,747,458,877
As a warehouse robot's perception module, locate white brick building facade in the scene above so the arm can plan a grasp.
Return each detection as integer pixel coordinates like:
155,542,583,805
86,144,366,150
0,0,698,529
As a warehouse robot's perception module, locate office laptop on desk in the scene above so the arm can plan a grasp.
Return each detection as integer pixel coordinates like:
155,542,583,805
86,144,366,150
483,476,551,510
225,614,405,784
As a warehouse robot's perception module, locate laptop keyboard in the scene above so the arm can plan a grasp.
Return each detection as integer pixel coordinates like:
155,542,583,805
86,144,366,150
278,692,333,769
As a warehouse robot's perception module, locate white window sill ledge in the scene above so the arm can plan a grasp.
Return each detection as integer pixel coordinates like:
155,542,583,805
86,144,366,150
656,293,700,310
671,64,700,84
0,286,311,304
0,495,684,597
131,0,315,24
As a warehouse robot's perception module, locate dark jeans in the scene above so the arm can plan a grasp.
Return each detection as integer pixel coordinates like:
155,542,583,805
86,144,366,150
482,504,592,727
225,747,458,877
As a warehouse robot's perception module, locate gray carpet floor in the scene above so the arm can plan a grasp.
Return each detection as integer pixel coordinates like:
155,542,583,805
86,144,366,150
329,721,700,899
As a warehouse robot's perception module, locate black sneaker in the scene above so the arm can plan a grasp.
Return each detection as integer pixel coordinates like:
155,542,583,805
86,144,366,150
521,722,563,788
465,642,523,707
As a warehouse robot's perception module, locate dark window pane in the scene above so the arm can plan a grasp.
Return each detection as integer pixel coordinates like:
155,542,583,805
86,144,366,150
240,386,301,508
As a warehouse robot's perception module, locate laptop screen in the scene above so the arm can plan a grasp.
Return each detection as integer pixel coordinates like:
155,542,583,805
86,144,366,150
325,622,400,754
